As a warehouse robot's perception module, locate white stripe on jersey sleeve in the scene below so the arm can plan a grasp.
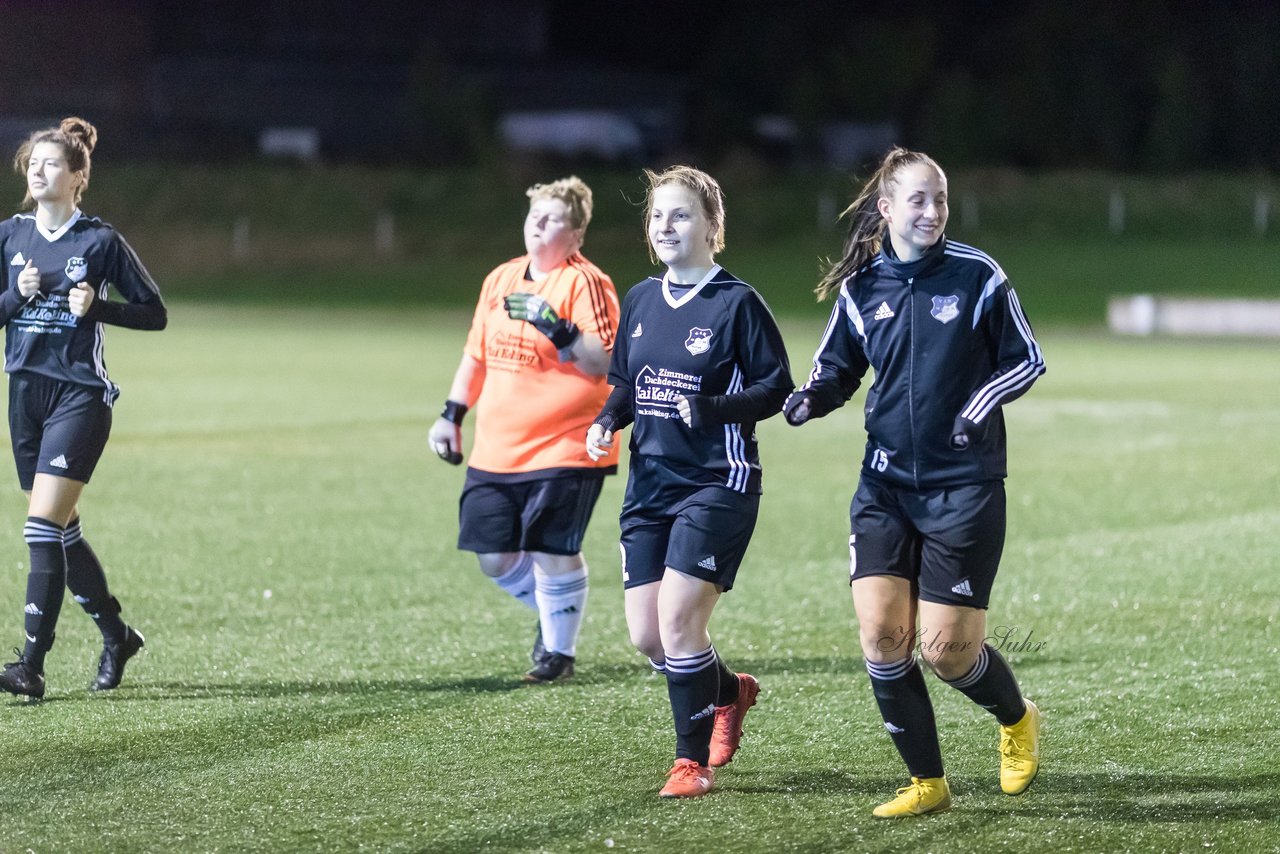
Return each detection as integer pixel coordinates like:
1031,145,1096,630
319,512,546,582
722,365,751,492
961,289,1045,421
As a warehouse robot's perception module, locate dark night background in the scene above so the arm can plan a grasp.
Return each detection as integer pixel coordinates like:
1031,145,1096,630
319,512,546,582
2,0,1278,171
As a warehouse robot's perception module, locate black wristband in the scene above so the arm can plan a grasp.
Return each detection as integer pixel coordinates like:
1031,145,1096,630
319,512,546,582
548,319,581,351
441,400,468,425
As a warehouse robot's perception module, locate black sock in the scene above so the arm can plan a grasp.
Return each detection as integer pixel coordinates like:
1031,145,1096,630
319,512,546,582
665,647,720,765
942,644,1026,726
866,656,945,779
21,517,67,672
714,651,739,706
63,519,128,645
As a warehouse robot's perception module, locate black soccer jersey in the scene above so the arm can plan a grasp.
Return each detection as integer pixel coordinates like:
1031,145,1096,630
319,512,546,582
608,266,792,494
799,236,1044,489
0,211,166,405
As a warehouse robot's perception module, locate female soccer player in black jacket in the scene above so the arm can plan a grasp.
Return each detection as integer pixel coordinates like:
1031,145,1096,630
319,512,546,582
786,147,1045,817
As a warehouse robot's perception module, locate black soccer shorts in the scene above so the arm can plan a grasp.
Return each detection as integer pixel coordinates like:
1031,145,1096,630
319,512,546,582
458,470,605,556
9,373,113,490
618,459,760,592
849,476,1006,609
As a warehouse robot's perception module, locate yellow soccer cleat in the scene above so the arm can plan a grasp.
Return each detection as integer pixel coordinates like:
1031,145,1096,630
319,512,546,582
872,776,952,818
1000,698,1041,795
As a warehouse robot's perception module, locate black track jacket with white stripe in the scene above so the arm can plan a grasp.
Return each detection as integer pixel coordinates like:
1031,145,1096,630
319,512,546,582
0,211,166,406
606,265,792,494
799,236,1044,489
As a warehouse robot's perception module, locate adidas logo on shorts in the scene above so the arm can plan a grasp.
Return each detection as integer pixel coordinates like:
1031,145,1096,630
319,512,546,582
873,301,895,320
697,555,717,571
49,454,69,469
951,579,974,597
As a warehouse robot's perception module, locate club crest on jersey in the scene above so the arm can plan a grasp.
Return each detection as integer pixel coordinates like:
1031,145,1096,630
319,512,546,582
931,295,960,324
684,327,713,355
65,257,88,283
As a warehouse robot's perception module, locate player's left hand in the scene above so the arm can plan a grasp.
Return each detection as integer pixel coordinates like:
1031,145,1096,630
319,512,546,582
504,292,581,350
949,415,981,450
674,394,712,429
675,395,693,427
68,283,95,318
504,292,559,332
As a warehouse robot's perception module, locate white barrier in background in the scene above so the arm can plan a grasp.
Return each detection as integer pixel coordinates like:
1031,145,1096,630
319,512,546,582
1109,295,1280,337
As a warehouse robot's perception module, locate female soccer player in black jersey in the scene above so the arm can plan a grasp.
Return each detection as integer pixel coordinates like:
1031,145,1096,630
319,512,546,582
587,166,792,798
785,147,1045,817
0,118,166,699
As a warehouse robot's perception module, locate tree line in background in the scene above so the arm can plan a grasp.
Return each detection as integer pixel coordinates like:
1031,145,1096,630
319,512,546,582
546,0,1280,172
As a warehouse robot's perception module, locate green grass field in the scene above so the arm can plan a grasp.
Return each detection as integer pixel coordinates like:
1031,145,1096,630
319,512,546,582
1,304,1277,852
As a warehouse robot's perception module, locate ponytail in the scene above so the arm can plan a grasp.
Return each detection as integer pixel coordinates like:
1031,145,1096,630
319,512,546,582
816,146,942,301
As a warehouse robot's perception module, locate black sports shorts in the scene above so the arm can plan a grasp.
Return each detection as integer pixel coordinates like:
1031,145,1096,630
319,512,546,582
458,469,605,556
849,476,1006,609
9,372,113,490
618,456,760,592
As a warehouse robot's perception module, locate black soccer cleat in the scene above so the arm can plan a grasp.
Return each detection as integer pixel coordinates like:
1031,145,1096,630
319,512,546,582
523,652,575,684
0,651,45,700
91,626,145,692
530,623,546,665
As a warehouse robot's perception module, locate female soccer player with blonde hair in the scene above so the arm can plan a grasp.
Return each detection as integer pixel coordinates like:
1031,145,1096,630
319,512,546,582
588,166,792,797
428,176,619,683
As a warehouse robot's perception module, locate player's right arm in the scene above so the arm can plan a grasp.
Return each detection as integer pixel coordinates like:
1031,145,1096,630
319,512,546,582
0,255,39,324
785,289,871,425
430,272,496,465
587,384,632,461
428,354,485,465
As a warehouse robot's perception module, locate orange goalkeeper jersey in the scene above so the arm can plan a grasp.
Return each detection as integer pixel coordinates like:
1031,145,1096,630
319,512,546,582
465,253,620,474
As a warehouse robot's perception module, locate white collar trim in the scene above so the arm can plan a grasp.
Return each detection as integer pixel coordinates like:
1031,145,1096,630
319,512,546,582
662,264,721,309
36,209,83,242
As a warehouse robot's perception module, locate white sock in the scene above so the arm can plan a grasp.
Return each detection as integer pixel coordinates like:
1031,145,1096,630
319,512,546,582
533,563,588,657
491,553,537,612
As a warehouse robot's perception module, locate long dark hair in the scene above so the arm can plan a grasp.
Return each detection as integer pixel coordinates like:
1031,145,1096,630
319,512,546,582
816,146,942,301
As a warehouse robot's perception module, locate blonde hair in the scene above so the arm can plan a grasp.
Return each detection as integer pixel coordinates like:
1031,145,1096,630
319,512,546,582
13,116,98,209
526,175,593,230
642,165,726,264
816,147,944,301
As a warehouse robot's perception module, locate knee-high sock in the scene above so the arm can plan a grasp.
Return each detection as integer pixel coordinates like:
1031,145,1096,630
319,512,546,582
665,646,720,765
22,517,67,671
714,652,740,707
490,553,537,611
532,562,587,657
63,519,128,645
942,644,1027,726
866,656,945,779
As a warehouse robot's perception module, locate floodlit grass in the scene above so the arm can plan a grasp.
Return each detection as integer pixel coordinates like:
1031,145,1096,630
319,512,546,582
0,305,1277,851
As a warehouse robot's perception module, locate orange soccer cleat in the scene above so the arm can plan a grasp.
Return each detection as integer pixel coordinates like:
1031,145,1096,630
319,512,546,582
658,758,716,798
709,673,760,767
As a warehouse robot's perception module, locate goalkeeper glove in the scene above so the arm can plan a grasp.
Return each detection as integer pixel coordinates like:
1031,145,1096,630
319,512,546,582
504,293,581,351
